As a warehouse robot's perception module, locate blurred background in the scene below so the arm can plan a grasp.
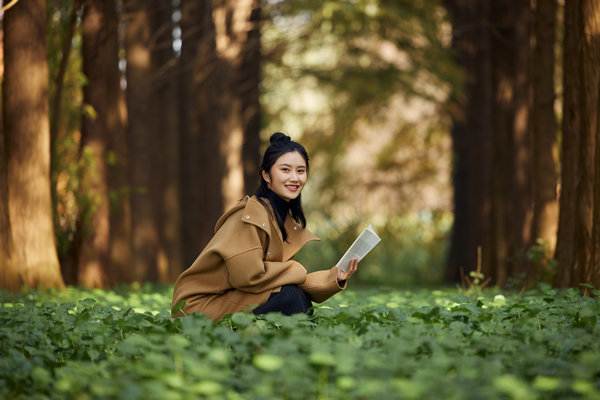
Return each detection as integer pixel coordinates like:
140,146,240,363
1,0,599,292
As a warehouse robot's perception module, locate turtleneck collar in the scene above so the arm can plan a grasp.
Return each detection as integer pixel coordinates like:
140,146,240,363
263,187,290,225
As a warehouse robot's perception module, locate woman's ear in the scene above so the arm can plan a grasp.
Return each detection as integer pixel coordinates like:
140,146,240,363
262,170,271,184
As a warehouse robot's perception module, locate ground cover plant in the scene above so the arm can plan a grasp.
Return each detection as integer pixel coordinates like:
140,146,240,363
1,284,599,400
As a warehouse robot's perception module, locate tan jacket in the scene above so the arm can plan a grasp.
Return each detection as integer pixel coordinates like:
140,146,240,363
171,195,345,321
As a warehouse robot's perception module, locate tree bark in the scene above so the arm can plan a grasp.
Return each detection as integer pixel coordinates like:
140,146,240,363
509,0,534,280
241,1,262,194
124,0,160,282
2,0,65,289
579,0,600,288
0,26,20,292
444,0,493,284
555,0,581,286
179,0,223,266
152,1,184,282
555,0,600,288
78,0,121,287
213,0,258,209
531,0,559,261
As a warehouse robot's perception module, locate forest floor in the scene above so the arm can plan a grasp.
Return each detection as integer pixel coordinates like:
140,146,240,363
1,283,599,399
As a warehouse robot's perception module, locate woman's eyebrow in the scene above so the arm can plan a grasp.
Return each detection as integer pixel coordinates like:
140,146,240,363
278,163,306,168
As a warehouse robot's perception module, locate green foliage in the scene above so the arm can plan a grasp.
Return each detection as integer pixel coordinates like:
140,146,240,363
47,0,86,261
296,211,452,287
261,0,461,219
2,285,600,399
527,238,559,284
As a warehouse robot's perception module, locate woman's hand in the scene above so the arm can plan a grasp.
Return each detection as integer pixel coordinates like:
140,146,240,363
337,258,358,283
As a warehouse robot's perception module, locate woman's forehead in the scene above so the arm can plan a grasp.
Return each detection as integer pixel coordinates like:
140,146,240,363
275,151,306,167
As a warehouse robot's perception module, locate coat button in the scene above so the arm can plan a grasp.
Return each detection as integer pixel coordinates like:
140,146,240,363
262,223,267,227
245,215,250,219
267,252,271,257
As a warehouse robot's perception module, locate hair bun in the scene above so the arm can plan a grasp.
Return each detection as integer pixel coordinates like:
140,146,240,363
270,132,291,144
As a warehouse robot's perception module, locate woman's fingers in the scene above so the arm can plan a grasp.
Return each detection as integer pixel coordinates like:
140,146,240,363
337,258,359,281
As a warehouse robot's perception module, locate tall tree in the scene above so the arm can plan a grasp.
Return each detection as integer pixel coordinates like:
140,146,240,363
151,1,184,281
179,0,261,267
179,0,222,266
212,0,259,208
77,0,121,287
444,0,494,283
531,0,559,260
2,0,65,289
240,1,261,194
446,1,538,287
556,0,600,288
124,0,160,281
0,25,20,292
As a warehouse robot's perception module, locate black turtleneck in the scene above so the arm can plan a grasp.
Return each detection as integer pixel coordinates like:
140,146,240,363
262,188,290,240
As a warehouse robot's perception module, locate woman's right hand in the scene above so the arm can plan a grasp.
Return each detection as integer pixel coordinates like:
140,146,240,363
337,258,358,283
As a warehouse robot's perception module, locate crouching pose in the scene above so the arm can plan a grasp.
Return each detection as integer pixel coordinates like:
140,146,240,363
171,132,358,321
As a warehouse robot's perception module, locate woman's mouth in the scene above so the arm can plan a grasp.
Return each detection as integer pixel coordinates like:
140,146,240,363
285,185,300,192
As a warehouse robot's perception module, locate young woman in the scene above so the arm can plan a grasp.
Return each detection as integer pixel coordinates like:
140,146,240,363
171,132,358,321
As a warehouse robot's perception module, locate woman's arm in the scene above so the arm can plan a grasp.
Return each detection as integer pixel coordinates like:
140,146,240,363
299,258,359,303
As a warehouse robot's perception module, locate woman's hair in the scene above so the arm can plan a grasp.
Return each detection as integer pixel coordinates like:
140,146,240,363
256,132,309,237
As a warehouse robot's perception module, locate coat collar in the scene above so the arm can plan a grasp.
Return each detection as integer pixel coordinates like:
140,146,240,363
215,195,319,261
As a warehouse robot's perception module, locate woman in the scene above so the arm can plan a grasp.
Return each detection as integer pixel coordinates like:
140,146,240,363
171,132,358,321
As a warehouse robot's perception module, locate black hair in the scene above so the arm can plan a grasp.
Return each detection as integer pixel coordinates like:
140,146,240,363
255,132,309,241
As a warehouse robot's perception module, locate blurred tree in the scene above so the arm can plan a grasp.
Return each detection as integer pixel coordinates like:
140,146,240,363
531,0,559,265
151,1,183,282
240,1,262,193
2,0,65,289
555,0,600,289
213,0,261,207
77,0,121,287
445,0,562,287
179,0,222,266
179,0,261,266
0,24,20,292
124,0,161,281
443,0,493,284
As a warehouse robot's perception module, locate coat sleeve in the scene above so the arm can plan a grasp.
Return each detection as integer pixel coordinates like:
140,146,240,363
299,267,346,303
225,247,306,293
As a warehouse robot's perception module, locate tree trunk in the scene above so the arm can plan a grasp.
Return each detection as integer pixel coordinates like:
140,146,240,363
579,0,600,288
444,0,494,284
213,0,257,209
555,0,581,286
2,0,65,289
0,26,20,292
507,0,534,282
240,1,261,194
124,0,160,282
108,84,132,282
152,2,184,282
78,0,121,287
179,0,223,266
555,0,600,288
531,0,559,264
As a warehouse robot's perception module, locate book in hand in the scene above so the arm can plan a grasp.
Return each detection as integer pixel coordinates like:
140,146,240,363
336,224,381,272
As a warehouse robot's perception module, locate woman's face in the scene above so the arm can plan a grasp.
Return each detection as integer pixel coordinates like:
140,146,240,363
262,151,307,202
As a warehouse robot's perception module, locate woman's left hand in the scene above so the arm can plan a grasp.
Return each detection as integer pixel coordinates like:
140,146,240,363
337,258,358,283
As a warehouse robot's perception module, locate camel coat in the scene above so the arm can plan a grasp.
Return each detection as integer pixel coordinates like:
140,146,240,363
171,195,345,321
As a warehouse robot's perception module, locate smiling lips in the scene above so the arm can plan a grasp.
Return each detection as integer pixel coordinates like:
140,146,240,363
285,184,300,192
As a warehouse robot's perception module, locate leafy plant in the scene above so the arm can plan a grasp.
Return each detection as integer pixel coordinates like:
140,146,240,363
1,284,599,399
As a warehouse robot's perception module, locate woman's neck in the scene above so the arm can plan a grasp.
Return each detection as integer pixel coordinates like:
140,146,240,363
264,187,290,222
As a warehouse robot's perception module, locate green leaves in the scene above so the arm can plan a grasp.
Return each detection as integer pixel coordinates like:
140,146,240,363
1,285,600,399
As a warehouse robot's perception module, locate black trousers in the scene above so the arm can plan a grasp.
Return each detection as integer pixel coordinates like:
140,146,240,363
252,284,313,316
